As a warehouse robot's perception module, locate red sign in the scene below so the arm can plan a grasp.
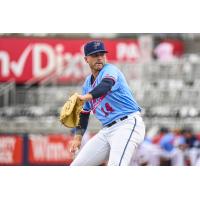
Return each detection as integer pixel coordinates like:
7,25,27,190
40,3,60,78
28,134,73,165
0,37,184,84
0,135,23,165
0,37,139,84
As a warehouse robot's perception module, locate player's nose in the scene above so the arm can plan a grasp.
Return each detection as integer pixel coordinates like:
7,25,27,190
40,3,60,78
97,55,103,61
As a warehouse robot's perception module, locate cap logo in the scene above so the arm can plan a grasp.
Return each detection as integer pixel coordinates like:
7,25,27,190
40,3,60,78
93,41,101,49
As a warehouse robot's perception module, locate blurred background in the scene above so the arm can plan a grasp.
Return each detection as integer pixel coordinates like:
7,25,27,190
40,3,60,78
1,33,200,166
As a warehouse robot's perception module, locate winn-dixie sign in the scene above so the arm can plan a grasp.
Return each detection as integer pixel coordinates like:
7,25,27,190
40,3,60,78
0,38,140,83
28,134,73,165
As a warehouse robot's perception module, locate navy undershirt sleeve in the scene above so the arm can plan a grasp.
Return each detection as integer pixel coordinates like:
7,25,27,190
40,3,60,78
89,78,115,99
75,112,90,136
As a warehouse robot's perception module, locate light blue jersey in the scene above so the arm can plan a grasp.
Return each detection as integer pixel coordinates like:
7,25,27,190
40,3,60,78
82,63,141,126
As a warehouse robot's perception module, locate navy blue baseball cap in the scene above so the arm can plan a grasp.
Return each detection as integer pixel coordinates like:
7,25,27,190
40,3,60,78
84,40,108,56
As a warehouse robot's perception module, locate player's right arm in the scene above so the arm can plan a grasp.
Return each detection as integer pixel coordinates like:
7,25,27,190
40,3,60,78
78,78,115,101
77,65,118,102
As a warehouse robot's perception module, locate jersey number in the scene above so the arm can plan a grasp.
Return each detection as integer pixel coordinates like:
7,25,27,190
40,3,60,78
101,103,114,116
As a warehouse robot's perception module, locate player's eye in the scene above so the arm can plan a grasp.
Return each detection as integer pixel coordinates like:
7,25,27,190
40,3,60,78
91,53,105,58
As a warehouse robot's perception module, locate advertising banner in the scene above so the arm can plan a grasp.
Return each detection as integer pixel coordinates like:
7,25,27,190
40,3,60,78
28,134,73,165
0,135,23,165
0,38,139,83
0,37,184,84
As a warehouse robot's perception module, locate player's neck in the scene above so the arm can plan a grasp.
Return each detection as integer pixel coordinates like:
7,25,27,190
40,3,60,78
91,71,99,80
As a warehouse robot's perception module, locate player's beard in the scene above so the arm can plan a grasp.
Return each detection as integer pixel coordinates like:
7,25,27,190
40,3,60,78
94,62,104,71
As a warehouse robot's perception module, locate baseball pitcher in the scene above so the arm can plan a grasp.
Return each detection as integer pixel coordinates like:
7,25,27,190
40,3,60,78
69,40,145,166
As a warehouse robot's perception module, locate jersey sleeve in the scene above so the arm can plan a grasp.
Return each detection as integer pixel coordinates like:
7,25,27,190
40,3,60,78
100,65,119,91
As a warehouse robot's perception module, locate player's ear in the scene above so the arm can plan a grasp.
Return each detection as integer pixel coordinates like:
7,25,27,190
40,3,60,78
84,56,89,63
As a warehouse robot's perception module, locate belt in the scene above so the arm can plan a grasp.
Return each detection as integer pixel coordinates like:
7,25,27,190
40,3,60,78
106,116,128,128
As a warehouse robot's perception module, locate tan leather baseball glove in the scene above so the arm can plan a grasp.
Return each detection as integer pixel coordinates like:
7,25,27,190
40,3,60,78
59,93,84,128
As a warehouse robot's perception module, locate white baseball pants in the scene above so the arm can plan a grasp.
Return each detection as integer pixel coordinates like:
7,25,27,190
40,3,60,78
70,112,145,166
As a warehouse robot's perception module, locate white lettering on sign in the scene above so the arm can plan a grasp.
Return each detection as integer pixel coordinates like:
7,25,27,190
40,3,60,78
0,51,9,76
0,137,16,163
62,52,86,78
30,136,71,161
116,43,140,60
32,44,55,77
0,43,87,80
11,45,32,77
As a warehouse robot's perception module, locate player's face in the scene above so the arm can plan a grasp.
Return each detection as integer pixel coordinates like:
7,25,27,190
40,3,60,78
85,52,106,72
